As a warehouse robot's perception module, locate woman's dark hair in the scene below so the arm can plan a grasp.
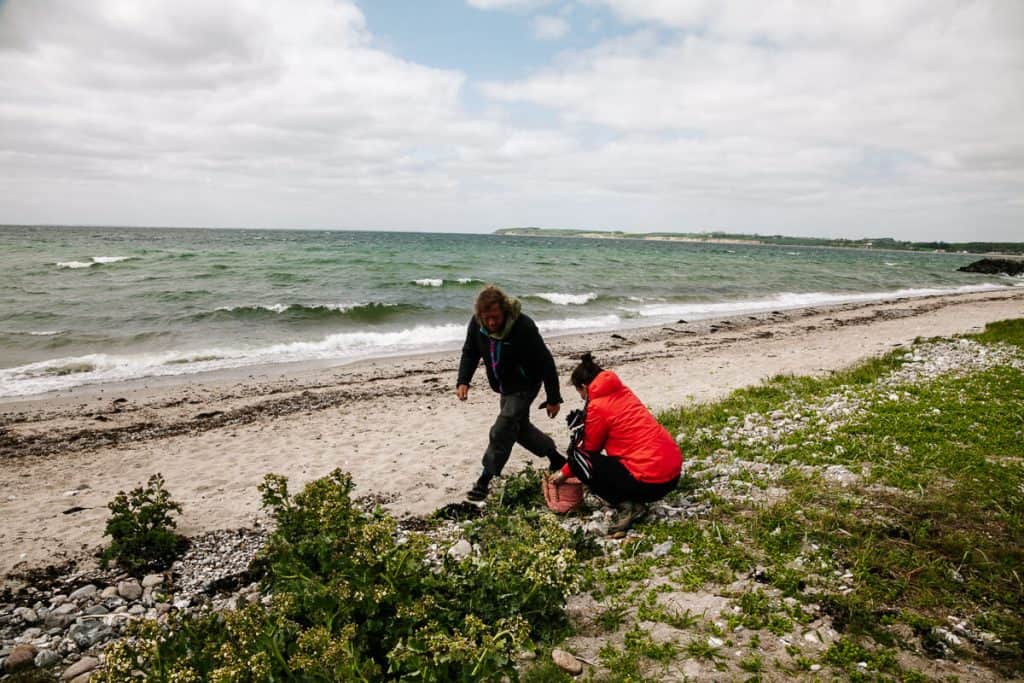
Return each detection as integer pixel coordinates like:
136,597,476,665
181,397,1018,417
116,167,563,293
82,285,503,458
570,352,604,389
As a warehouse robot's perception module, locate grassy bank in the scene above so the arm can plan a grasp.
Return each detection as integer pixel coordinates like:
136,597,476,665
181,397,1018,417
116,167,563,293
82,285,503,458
96,320,1023,682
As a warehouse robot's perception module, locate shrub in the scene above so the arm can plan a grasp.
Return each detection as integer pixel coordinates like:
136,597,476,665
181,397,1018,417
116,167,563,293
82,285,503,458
100,473,187,574
103,468,585,682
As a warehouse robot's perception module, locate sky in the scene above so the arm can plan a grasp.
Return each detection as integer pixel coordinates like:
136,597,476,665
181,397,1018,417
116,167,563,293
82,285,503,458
0,0,1022,241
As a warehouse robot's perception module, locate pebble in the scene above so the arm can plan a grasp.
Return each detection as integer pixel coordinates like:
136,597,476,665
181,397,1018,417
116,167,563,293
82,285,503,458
14,607,39,624
68,585,98,601
3,643,37,673
447,539,472,560
35,648,62,668
551,648,583,675
117,580,142,601
62,655,100,679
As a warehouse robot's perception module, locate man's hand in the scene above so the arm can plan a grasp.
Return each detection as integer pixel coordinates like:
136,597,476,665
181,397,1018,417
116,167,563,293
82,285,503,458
456,384,470,401
548,470,567,485
546,402,560,419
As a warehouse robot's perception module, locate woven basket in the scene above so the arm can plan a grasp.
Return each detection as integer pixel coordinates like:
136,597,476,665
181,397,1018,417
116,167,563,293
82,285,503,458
542,476,584,514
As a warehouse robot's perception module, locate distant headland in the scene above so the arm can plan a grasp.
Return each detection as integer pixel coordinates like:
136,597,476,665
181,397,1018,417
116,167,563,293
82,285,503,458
494,227,1024,255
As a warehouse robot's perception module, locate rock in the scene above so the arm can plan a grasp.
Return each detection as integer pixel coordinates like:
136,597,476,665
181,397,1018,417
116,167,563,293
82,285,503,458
708,636,725,648
99,587,119,599
44,613,74,630
62,655,100,680
447,539,472,560
142,573,164,588
14,607,39,624
69,674,95,683
652,541,674,557
3,644,38,673
69,621,113,650
53,602,79,616
957,258,1024,276
35,648,62,668
551,648,583,675
117,580,143,601
68,585,98,601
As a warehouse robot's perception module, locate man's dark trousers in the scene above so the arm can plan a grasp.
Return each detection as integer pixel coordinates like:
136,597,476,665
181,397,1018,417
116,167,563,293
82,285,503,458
482,390,558,476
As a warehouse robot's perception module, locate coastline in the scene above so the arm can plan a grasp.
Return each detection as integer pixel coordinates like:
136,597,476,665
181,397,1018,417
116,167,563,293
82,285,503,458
1,287,1022,580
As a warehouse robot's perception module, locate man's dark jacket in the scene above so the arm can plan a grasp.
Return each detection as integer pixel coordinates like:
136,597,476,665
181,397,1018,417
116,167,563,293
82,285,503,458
457,310,562,405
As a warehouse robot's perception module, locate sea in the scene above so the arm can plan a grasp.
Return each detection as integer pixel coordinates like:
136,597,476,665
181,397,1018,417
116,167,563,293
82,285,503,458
1,225,1019,399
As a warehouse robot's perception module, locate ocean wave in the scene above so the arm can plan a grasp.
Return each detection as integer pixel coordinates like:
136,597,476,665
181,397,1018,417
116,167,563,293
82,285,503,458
624,283,1011,320
538,315,621,332
5,329,67,337
198,302,415,323
413,278,483,287
56,256,133,269
532,292,598,306
0,323,467,398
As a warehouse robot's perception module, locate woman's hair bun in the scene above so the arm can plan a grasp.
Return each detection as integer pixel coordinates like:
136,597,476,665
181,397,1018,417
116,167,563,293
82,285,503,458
580,352,594,364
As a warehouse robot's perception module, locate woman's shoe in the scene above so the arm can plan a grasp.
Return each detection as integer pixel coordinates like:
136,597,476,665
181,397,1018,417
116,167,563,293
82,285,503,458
607,501,648,538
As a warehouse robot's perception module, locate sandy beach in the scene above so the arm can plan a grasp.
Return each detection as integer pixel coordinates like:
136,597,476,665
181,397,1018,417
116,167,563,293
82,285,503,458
1,287,1022,581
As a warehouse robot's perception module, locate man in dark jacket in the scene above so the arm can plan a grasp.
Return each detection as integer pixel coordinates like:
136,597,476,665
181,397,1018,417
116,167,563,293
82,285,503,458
457,285,565,500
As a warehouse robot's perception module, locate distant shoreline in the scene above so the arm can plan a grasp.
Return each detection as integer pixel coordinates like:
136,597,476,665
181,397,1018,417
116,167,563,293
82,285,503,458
494,227,1024,257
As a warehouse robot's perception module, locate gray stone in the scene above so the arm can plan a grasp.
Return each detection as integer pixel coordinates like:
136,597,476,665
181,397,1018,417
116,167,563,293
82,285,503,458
84,605,109,616
99,587,119,599
141,573,164,588
44,613,74,629
53,603,78,616
35,648,62,668
69,674,95,683
3,643,38,673
447,539,472,560
551,648,583,675
62,656,100,680
14,607,39,624
68,585,98,601
69,621,113,650
117,580,143,601
21,627,44,640
652,540,674,557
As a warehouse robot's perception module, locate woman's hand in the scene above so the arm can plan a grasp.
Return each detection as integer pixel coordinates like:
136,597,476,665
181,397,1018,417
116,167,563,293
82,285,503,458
548,470,567,485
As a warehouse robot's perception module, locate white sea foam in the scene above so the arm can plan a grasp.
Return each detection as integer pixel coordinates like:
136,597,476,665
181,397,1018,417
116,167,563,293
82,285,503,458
414,278,444,287
56,256,132,268
534,292,598,306
458,278,483,284
27,330,64,336
624,283,1009,320
538,315,620,332
0,323,466,398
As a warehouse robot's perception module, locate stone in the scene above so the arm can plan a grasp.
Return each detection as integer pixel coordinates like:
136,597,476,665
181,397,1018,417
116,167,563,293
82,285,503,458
68,585,98,601
141,574,164,588
652,540,674,557
84,605,109,616
957,258,1024,276
99,587,119,599
69,674,94,683
62,655,100,680
447,539,472,560
35,648,62,668
44,613,74,630
69,621,113,650
3,643,38,673
551,648,583,675
14,607,40,624
117,580,143,601
53,603,78,616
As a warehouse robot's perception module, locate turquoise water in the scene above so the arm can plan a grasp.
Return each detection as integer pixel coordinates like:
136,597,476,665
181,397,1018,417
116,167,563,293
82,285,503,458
0,225,1017,397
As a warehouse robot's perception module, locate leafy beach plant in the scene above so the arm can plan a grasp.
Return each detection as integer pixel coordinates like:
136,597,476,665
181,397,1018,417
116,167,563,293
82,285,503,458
100,473,187,573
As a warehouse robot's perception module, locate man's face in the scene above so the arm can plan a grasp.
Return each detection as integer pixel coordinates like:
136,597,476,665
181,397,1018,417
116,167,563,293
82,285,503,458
480,303,505,334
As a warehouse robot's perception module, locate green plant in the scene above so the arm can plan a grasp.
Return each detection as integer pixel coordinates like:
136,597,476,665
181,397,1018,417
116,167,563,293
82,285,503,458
100,473,187,573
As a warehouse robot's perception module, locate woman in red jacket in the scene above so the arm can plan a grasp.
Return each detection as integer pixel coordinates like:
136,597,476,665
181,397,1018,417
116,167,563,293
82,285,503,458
550,353,682,537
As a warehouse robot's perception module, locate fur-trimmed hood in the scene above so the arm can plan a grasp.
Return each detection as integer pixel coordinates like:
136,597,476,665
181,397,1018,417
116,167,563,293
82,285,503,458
475,296,522,340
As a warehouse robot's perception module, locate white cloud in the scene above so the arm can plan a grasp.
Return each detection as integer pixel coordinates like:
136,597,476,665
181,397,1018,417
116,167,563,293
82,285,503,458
479,1,1024,238
532,14,570,40
0,0,1020,240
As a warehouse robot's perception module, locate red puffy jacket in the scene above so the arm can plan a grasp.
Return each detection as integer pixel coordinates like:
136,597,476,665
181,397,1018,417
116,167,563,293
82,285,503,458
566,370,682,484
